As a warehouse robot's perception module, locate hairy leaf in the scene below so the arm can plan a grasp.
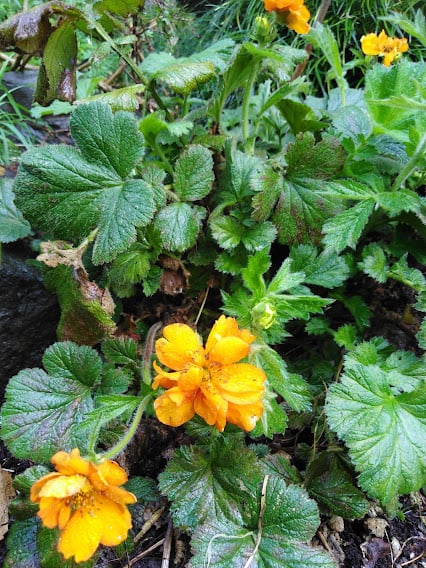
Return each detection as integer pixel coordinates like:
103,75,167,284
174,145,214,201
326,364,426,511
154,203,206,252
0,178,31,242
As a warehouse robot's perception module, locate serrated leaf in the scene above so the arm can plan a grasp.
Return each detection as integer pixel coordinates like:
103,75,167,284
99,367,133,394
102,336,138,366
286,133,346,179
154,202,206,252
251,395,288,438
125,476,160,502
326,364,426,510
43,341,102,386
190,476,335,568
174,145,214,201
0,178,31,242
149,58,215,96
417,317,426,350
241,249,270,295
359,243,389,283
305,452,369,519
210,215,243,250
107,242,151,293
158,438,263,530
14,102,154,265
13,466,51,494
289,244,349,288
322,199,375,253
333,324,357,350
94,0,144,17
4,518,39,568
79,84,146,112
267,258,305,294
376,190,421,215
388,254,426,292
251,166,282,222
253,346,312,412
0,342,99,462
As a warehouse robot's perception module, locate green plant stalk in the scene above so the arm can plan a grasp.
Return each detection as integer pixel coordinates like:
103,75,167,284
391,133,426,191
242,63,259,154
96,394,152,462
88,17,170,117
141,321,163,387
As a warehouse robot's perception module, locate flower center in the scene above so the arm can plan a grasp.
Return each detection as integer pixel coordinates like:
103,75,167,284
66,482,96,514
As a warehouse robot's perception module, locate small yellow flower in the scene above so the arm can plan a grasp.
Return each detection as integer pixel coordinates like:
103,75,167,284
30,449,136,563
361,29,408,67
264,0,311,34
153,316,266,432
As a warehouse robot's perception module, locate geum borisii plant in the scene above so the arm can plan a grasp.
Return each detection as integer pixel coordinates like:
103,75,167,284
0,0,426,565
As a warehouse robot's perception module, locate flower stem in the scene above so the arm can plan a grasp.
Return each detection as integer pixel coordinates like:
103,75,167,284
242,64,259,154
141,321,163,388
391,133,426,191
96,394,152,462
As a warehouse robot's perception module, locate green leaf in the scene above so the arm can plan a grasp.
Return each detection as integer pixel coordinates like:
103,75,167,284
102,336,138,366
326,364,426,511
359,243,389,283
305,452,369,519
0,342,99,463
289,244,349,288
0,178,31,242
253,345,312,413
125,476,160,502
322,199,375,253
79,84,146,112
158,437,263,530
174,145,213,201
99,367,133,394
13,466,50,494
42,264,116,345
267,258,305,294
4,518,39,568
365,59,426,143
241,249,270,294
190,477,336,568
107,242,151,294
93,0,145,17
34,21,77,105
70,102,144,178
43,341,102,386
251,394,288,439
376,190,421,216
154,203,206,252
388,254,426,292
285,133,346,180
333,324,358,350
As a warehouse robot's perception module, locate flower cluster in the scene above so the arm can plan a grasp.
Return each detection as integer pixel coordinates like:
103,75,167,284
30,449,136,563
264,0,310,34
153,316,266,432
361,29,408,67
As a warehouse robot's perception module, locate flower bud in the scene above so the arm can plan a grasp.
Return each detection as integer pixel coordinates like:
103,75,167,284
252,301,277,329
252,16,276,44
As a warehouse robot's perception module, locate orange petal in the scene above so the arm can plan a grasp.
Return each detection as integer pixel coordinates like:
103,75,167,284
383,51,396,67
152,361,181,389
57,502,72,529
226,401,264,431
31,472,62,502
37,497,62,528
95,495,133,546
58,508,103,563
51,448,90,476
155,324,204,370
285,5,310,34
38,474,87,499
205,315,239,352
91,459,128,488
208,337,250,365
154,388,195,427
213,364,265,404
102,484,137,506
195,384,228,430
177,366,204,391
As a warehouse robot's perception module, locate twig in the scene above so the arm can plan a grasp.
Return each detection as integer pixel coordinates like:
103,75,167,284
125,538,166,567
291,0,332,81
392,536,426,565
161,518,173,568
399,550,426,567
243,475,269,568
134,507,165,544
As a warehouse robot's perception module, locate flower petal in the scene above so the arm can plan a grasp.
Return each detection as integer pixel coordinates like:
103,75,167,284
30,472,62,502
208,336,250,365
361,33,381,56
96,495,133,546
51,448,90,476
284,5,310,34
58,508,103,563
102,484,137,505
177,366,204,391
37,497,62,528
38,474,87,499
154,388,195,427
152,361,181,389
227,401,264,431
195,383,228,431
213,363,266,404
90,459,128,488
156,324,204,370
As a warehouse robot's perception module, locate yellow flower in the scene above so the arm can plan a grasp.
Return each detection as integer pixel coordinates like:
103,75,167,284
264,0,311,34
361,29,408,67
30,449,137,563
153,315,266,432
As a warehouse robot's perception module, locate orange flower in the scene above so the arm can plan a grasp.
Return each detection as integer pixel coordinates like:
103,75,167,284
153,316,266,432
30,449,136,563
264,0,311,34
361,29,408,67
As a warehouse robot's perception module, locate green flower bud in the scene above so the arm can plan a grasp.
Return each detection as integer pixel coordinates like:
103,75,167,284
252,301,277,329
252,16,276,44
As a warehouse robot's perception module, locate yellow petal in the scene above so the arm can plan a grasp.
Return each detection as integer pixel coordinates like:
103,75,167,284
195,383,228,430
227,401,264,431
205,315,239,352
93,459,129,487
361,33,381,56
154,388,195,427
177,366,204,391
38,474,87,499
156,324,204,370
284,5,310,34
58,508,103,562
383,51,396,67
213,363,266,404
37,497,62,528
51,448,90,476
57,502,72,529
102,484,137,506
96,495,133,546
208,337,250,365
31,472,62,502
152,361,181,389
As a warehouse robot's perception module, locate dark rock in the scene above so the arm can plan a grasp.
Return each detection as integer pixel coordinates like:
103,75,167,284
0,245,60,391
